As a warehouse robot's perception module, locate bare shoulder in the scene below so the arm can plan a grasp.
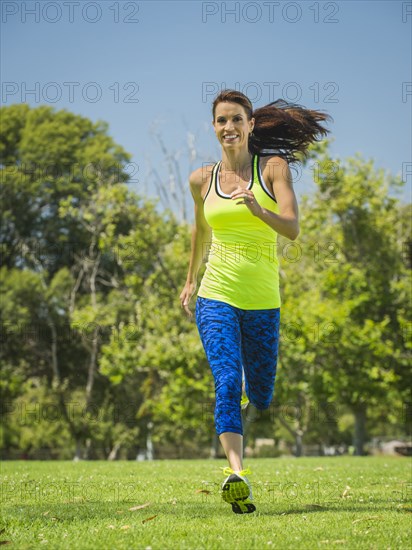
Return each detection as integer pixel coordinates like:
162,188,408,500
260,155,290,183
189,163,216,201
260,156,293,201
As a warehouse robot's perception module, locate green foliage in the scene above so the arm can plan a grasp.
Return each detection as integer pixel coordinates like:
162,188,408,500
277,143,411,454
1,378,73,459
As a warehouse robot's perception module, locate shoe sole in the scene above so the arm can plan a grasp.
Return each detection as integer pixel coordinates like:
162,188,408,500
230,498,256,514
221,475,256,514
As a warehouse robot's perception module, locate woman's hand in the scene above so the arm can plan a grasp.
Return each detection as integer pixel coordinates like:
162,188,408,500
230,186,263,217
179,280,197,319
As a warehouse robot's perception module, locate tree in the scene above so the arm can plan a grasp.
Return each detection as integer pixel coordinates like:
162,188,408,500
277,141,411,455
100,223,216,457
0,104,173,458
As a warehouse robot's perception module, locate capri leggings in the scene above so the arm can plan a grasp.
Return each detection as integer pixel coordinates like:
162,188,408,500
195,296,280,436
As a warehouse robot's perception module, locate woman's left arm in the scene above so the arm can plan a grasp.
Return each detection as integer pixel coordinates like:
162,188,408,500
255,156,300,241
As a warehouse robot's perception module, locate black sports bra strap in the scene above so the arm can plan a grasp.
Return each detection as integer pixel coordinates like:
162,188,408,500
203,162,219,203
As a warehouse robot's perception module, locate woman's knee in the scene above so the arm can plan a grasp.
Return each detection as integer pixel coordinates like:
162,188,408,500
215,372,242,400
250,390,275,411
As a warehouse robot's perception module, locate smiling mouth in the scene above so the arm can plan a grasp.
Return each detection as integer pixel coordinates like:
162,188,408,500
223,135,239,141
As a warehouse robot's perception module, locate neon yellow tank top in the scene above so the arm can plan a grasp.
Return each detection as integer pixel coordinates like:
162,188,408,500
197,154,281,310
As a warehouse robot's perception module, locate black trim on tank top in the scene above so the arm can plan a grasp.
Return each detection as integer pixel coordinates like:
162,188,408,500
203,162,218,203
215,155,255,199
257,155,278,203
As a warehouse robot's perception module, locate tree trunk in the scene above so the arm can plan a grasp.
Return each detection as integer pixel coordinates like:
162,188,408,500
108,442,121,461
48,320,61,385
278,415,305,457
85,325,99,407
85,252,101,408
146,422,154,460
353,403,367,456
210,432,220,458
295,431,303,457
73,440,82,461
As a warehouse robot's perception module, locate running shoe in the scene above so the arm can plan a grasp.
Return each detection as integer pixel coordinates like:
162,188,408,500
221,467,256,514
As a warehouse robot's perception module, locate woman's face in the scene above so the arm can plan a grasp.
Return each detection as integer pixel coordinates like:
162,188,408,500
213,102,254,151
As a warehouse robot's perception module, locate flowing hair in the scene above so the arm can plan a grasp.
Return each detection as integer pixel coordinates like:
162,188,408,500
212,90,332,164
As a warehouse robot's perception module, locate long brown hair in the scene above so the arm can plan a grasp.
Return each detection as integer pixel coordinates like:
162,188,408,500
212,89,332,164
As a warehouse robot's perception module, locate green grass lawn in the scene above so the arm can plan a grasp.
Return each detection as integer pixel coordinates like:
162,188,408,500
1,456,411,549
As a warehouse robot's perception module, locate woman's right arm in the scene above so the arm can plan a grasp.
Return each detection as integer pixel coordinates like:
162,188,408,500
180,166,213,318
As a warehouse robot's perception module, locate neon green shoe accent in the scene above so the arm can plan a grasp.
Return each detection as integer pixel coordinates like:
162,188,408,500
221,467,252,477
240,394,249,408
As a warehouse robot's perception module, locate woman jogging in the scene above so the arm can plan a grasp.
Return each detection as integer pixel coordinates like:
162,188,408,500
180,89,331,514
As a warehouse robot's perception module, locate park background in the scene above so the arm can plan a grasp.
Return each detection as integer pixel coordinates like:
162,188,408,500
1,1,411,461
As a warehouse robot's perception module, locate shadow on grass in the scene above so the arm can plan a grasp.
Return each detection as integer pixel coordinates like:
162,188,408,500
254,502,411,517
3,498,410,523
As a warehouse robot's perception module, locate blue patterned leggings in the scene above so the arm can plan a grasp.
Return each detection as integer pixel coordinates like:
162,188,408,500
195,296,280,436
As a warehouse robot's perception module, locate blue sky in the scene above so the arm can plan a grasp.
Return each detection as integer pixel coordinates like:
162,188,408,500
2,0,411,214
